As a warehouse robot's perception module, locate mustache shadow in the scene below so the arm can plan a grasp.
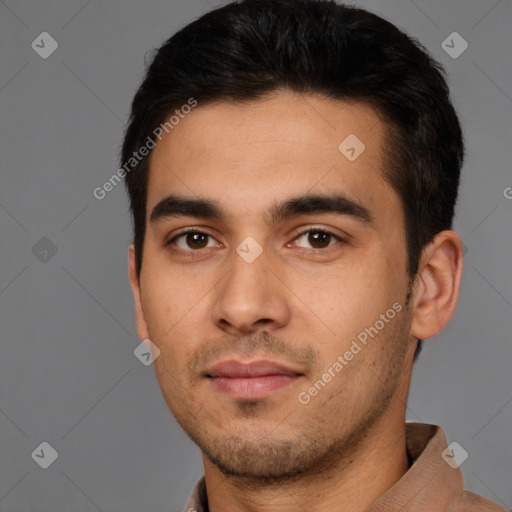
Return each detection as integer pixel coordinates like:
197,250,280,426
189,331,321,378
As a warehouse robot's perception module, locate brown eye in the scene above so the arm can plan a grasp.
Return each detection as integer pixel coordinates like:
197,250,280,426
293,229,343,250
170,231,216,251
307,231,331,248
185,233,209,249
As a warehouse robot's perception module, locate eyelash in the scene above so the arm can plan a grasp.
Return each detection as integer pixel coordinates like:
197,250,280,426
166,227,345,255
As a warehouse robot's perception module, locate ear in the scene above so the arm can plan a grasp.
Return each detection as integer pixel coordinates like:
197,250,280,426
410,230,464,340
128,244,150,341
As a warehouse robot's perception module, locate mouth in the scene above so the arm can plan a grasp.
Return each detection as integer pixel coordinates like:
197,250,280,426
205,359,305,400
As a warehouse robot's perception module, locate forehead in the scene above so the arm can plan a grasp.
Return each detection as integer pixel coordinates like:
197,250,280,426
145,91,400,226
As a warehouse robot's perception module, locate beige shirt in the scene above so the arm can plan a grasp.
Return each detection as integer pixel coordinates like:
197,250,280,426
182,423,507,512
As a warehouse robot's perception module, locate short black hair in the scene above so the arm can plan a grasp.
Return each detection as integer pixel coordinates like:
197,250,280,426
121,0,464,360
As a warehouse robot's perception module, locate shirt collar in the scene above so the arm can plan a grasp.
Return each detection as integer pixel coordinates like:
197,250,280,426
182,423,464,512
365,423,463,511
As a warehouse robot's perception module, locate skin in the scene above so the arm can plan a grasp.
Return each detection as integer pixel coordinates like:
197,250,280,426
128,90,463,512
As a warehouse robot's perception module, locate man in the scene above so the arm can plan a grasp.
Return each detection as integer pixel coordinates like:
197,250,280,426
122,0,506,510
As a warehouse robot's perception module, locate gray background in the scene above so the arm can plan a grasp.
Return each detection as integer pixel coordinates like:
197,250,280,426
1,0,511,510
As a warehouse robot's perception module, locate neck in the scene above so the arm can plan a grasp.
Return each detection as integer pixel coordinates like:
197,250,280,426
202,405,409,512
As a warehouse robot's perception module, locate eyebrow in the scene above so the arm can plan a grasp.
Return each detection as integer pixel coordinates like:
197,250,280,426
149,193,373,226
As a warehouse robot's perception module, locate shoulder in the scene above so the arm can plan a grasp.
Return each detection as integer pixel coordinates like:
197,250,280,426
446,490,508,512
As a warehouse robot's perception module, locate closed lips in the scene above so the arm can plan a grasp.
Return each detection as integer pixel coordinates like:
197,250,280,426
206,360,304,378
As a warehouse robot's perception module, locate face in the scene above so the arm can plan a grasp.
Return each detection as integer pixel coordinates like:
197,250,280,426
129,91,418,481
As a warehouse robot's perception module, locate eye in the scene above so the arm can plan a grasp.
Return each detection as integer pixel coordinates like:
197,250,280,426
166,227,344,254
292,228,344,250
167,229,219,251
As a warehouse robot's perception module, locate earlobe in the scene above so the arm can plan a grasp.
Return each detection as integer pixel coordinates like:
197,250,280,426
128,244,150,341
410,230,464,341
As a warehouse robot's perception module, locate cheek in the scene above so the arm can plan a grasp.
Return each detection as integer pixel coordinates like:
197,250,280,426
305,259,389,314
140,270,191,349
140,265,212,369
142,258,202,318
296,258,404,359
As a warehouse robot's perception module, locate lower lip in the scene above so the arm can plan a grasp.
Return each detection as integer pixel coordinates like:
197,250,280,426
208,375,302,399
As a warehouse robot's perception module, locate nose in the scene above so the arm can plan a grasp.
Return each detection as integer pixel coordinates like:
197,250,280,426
211,243,291,335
